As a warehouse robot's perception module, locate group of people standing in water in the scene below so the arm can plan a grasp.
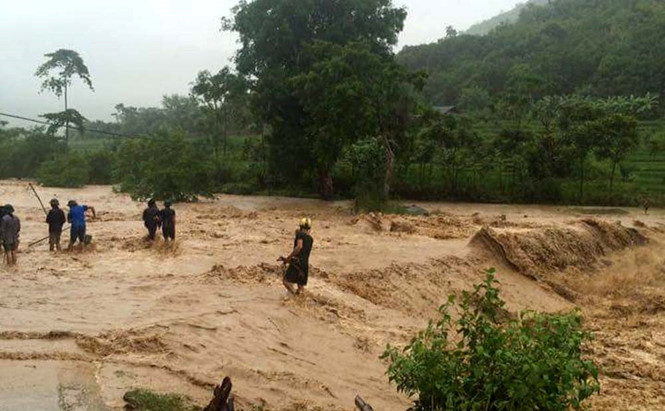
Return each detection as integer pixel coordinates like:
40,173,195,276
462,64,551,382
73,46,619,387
4,196,313,297
142,199,314,296
141,199,177,242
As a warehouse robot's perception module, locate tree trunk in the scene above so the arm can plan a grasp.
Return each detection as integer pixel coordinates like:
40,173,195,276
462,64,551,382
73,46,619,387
579,156,585,202
318,169,334,200
610,160,617,199
382,136,395,200
64,82,69,152
223,113,228,158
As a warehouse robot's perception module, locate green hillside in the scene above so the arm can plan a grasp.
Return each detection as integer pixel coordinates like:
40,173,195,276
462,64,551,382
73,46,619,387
399,0,665,106
465,0,549,36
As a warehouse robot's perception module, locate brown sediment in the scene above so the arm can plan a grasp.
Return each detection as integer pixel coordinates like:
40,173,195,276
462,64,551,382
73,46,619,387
1,181,664,409
469,218,646,281
75,330,170,357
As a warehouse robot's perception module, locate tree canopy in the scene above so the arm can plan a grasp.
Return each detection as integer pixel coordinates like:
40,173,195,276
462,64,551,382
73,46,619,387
398,0,665,107
35,49,93,97
223,0,410,198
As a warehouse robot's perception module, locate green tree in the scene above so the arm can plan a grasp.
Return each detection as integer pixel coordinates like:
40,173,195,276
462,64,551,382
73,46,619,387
592,114,639,197
421,114,482,196
40,109,86,135
458,86,491,116
398,0,665,108
191,67,249,160
291,40,422,200
383,269,600,410
35,49,94,147
37,152,90,188
558,98,603,202
223,0,407,198
114,132,214,201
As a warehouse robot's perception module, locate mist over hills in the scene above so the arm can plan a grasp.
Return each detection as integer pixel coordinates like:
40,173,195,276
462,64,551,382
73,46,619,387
466,0,549,36
398,0,665,106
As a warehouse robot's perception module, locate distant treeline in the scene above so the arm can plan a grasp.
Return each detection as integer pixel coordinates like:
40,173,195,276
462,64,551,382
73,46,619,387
3,0,665,209
399,0,665,108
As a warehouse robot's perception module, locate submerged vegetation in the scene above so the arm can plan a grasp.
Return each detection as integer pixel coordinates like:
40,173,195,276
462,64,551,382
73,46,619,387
123,388,200,411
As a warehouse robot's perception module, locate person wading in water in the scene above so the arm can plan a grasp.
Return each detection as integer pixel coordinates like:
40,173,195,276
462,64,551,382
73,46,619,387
46,198,66,251
278,218,314,296
1,204,20,265
142,199,161,241
160,201,176,242
67,200,96,250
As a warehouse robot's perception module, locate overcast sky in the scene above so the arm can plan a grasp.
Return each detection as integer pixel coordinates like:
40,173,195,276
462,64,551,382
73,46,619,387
0,0,522,125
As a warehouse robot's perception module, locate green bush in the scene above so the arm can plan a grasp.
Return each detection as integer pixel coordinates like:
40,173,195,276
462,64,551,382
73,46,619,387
123,388,200,411
382,269,600,410
114,132,215,201
85,149,116,184
348,138,387,211
0,129,65,178
36,153,90,188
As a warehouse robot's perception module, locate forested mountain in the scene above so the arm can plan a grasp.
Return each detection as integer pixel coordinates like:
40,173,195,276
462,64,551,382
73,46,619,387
399,0,665,106
466,0,549,36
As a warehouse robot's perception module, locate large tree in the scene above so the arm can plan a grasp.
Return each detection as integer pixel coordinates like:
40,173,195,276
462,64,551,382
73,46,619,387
592,114,639,197
35,49,94,147
291,40,422,199
191,67,249,161
223,0,407,198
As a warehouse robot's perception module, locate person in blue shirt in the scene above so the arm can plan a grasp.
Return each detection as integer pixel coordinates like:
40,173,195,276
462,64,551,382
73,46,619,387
66,200,96,250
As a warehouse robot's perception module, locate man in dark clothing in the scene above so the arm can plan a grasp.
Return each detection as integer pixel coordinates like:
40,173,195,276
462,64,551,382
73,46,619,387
160,201,176,242
278,217,314,295
142,199,161,241
46,198,66,251
1,204,20,265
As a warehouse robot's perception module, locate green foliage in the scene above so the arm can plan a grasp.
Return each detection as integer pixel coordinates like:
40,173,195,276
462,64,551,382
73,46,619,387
85,149,116,185
400,0,665,107
224,0,410,198
114,132,214,201
35,48,94,148
383,269,600,410
465,0,549,35
111,95,204,137
41,109,87,135
191,67,251,160
34,49,93,97
348,138,386,211
37,153,90,188
0,127,64,178
123,388,200,411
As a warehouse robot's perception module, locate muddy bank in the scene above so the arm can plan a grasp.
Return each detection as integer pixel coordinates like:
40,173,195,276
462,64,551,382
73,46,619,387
470,219,647,292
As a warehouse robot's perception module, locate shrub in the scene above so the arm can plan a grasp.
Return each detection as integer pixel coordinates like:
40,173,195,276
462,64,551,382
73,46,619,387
123,388,199,411
114,132,215,201
382,269,600,410
37,153,90,188
348,138,386,211
85,149,116,184
0,130,65,178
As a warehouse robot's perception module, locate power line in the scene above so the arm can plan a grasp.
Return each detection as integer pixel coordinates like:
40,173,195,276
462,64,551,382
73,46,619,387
0,111,158,140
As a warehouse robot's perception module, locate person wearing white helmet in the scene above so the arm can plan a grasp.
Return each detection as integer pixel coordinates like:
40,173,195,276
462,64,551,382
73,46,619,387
278,217,314,295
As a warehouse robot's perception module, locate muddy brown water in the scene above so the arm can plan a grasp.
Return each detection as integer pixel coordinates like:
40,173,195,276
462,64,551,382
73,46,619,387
0,180,663,410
